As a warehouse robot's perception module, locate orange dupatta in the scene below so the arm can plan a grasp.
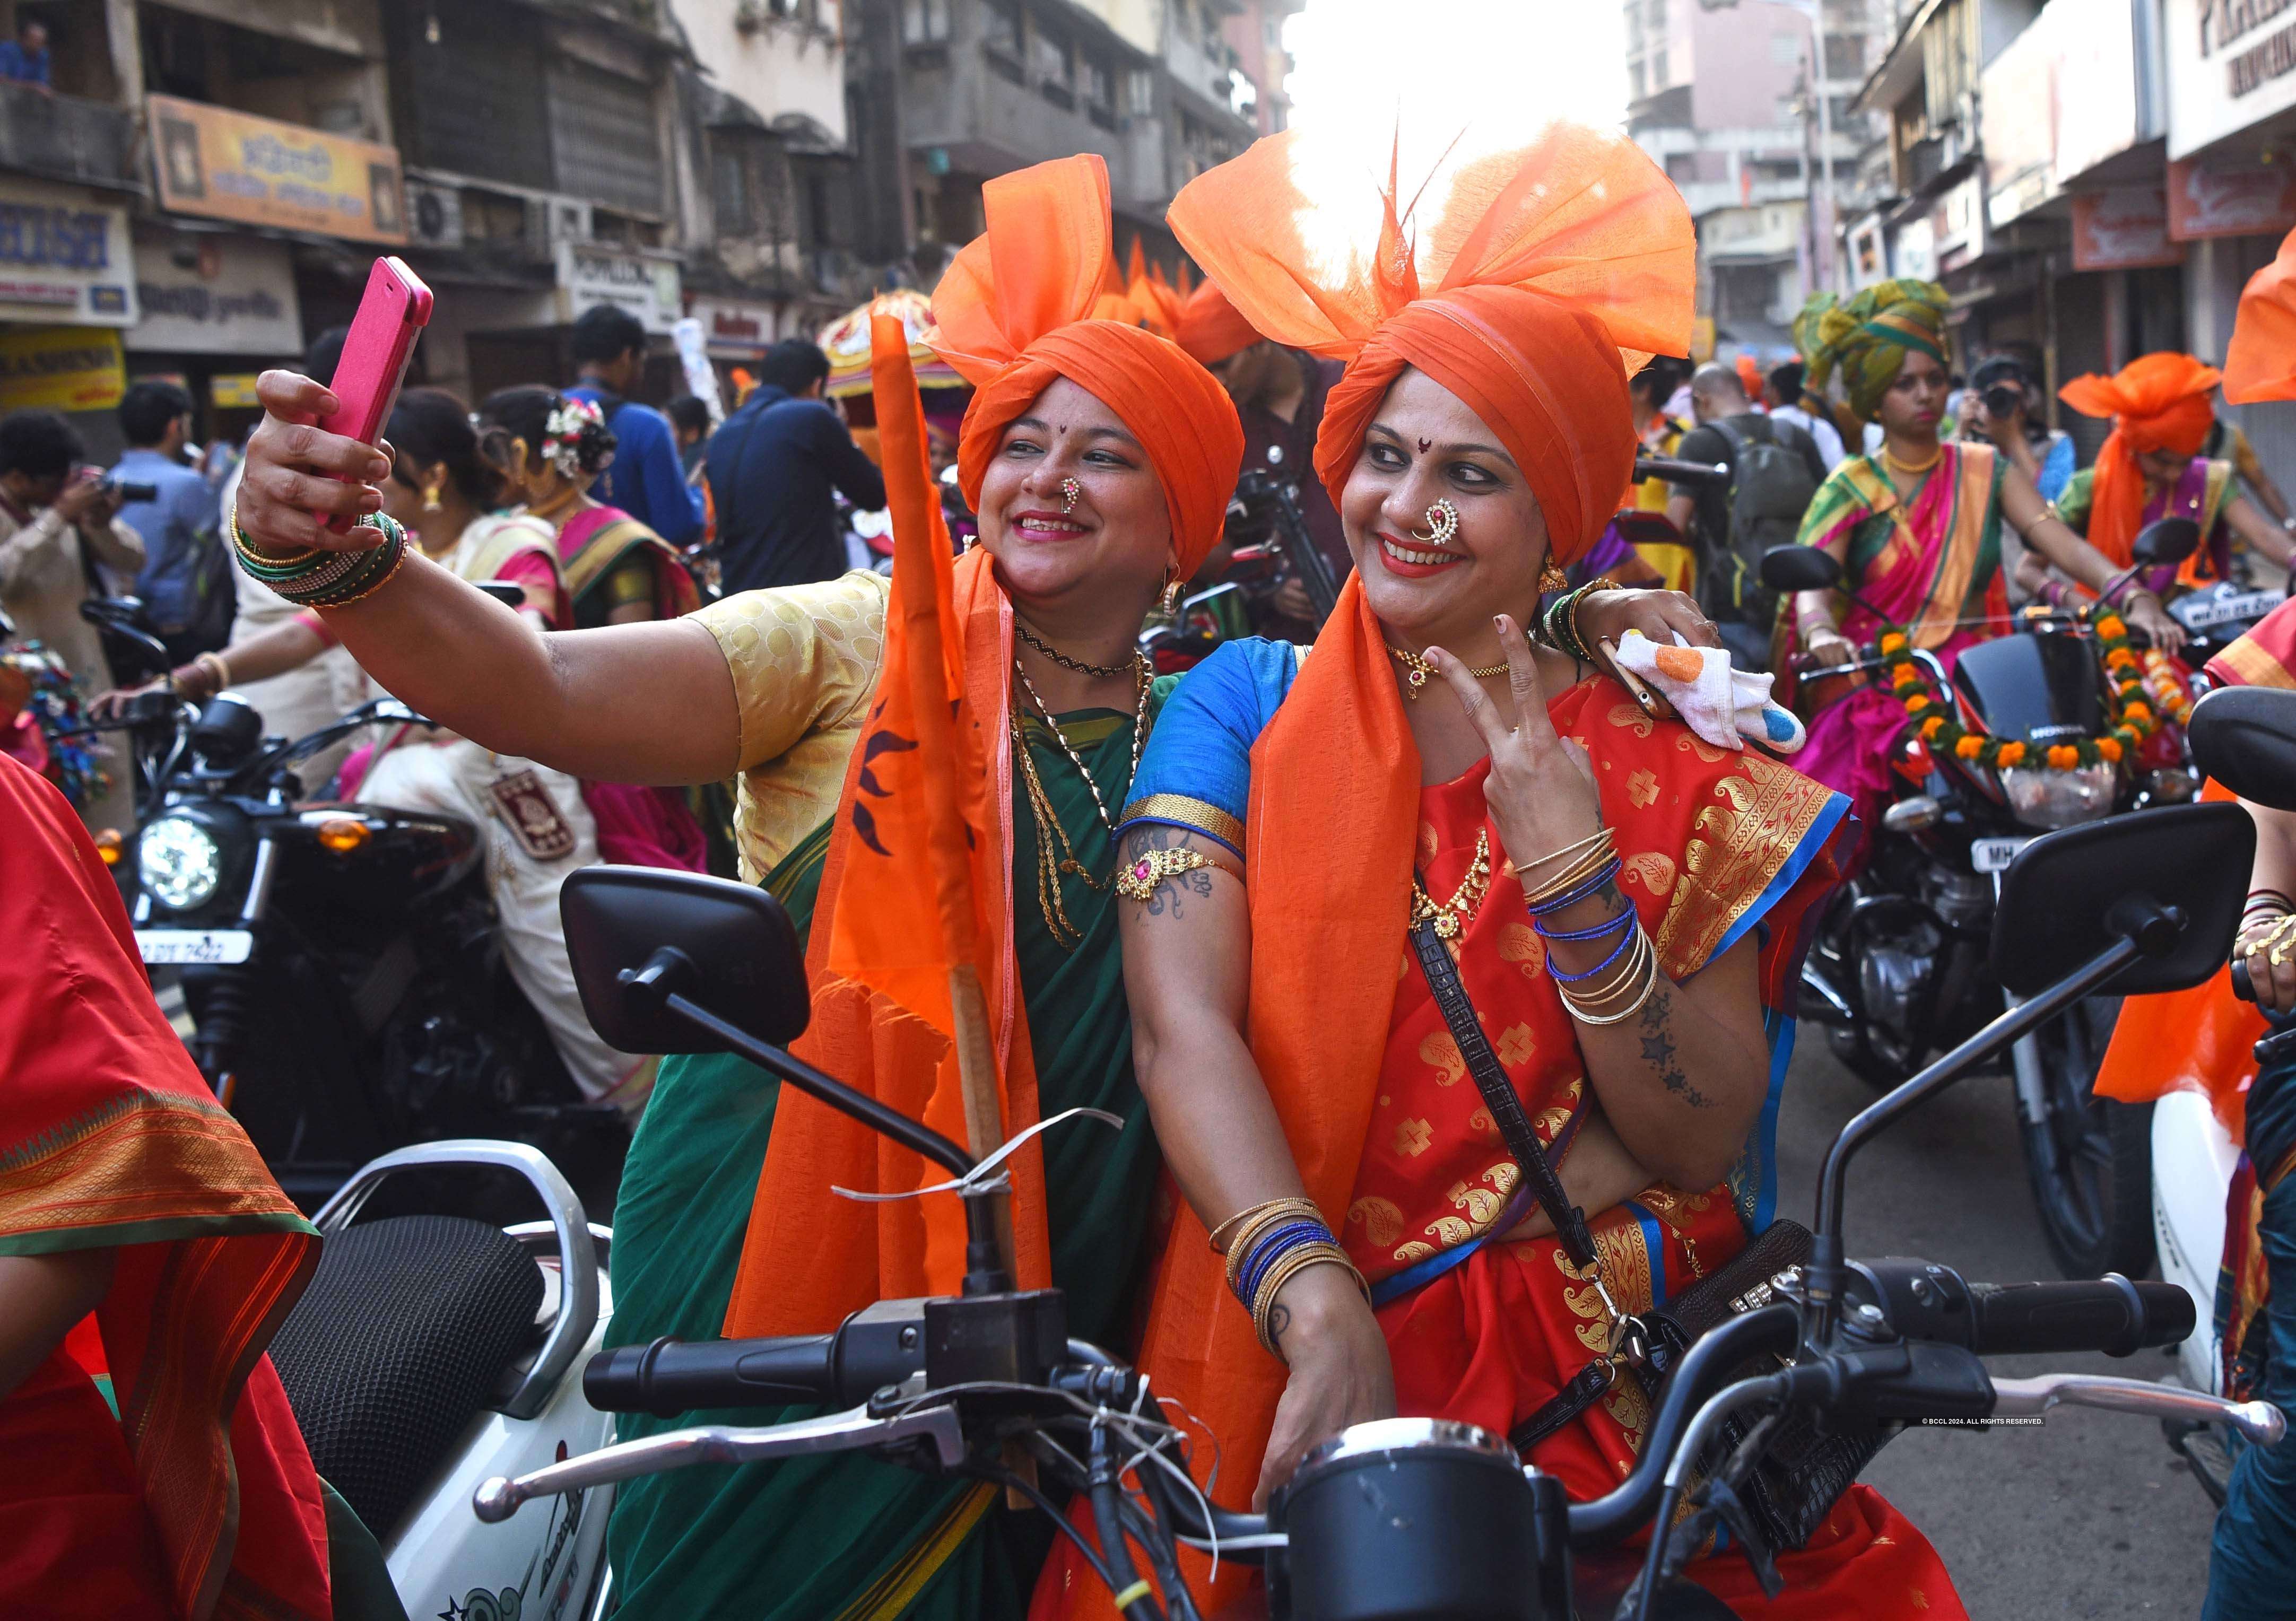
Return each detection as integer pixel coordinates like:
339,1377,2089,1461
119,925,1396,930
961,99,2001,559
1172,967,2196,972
2057,354,2222,579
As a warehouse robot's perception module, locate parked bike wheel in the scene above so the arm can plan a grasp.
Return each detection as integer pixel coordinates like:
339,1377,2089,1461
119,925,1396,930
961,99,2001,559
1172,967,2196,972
2021,998,2155,1279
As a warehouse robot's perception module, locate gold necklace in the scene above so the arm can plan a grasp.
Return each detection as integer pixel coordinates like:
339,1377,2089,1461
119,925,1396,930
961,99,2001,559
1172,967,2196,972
1880,443,1943,477
1410,829,1495,940
1388,644,1508,699
1011,658,1153,950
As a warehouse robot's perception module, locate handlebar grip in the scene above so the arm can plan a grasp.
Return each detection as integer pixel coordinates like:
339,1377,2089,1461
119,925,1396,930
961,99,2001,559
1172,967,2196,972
2234,958,2255,1003
583,1335,837,1416
1967,1277,2193,1358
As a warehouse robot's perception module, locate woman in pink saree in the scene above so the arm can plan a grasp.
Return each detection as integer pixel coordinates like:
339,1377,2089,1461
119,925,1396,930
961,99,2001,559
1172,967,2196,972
1778,282,2183,855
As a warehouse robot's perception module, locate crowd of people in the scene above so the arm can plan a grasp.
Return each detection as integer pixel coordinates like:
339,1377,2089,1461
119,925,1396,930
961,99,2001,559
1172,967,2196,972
11,111,2296,1621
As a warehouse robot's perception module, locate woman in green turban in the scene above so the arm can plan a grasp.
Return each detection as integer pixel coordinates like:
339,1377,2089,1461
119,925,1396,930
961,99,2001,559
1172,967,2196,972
1780,281,2181,865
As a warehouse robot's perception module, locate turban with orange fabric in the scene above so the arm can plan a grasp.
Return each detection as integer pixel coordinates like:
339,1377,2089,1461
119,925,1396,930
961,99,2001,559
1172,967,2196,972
1166,122,1694,566
930,157,1241,577
2225,225,2296,404
2058,352,2223,570
1175,276,1262,367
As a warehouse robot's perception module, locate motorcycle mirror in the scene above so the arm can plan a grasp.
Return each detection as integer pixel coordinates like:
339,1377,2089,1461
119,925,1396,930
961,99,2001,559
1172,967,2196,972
2130,517,2202,568
190,694,264,768
367,698,423,725
1989,801,2251,997
2190,685,2296,812
1760,544,1842,595
560,867,812,1054
474,580,527,609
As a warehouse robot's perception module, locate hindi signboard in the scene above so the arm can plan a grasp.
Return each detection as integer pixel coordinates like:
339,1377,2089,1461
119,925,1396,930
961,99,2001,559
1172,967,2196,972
148,95,406,246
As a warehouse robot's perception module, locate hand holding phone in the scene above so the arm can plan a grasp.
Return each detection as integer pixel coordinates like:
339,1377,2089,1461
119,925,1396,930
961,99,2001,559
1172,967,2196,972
320,256,432,534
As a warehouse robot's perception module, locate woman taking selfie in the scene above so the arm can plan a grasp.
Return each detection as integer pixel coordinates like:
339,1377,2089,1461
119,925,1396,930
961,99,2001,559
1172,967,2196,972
1088,124,1961,1619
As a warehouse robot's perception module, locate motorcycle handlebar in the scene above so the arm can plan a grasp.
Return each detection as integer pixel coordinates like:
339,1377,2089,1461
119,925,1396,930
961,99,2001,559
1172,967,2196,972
585,1335,839,1416
2234,958,2255,1003
1965,1276,2193,1358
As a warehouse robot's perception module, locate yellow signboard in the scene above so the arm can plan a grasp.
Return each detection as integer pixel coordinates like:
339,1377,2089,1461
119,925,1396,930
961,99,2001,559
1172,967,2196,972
210,373,263,409
0,325,125,412
1690,317,1717,363
148,94,406,246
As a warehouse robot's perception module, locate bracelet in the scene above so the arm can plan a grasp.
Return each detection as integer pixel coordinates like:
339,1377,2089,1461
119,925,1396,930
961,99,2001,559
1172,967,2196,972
1512,828,1610,882
1208,1195,1320,1256
1526,856,1622,918
1238,1219,1330,1305
230,501,411,608
1223,1199,1329,1292
1547,915,1638,983
2239,913,2296,967
1520,830,1618,911
191,650,230,698
1534,902,1636,944
1565,578,1619,668
1558,927,1662,1025
1116,846,1236,903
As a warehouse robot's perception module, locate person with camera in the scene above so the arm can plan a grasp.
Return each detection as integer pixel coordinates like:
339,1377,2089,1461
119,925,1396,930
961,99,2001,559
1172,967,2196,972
111,380,228,665
0,408,142,834
1959,354,2073,503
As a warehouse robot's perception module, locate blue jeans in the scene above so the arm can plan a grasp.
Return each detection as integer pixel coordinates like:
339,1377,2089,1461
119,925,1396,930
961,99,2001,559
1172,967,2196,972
2204,1053,2296,1619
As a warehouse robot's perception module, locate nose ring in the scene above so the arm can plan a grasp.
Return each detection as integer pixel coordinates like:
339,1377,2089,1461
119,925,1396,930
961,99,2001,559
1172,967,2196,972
1411,499,1459,548
1059,477,1081,514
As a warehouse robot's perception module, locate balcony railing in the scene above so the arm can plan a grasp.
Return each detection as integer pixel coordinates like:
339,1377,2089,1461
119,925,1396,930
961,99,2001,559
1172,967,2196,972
0,81,137,191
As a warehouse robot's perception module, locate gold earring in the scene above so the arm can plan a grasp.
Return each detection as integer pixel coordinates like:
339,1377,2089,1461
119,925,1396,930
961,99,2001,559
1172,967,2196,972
1540,559,1569,593
1161,571,1181,615
421,476,445,512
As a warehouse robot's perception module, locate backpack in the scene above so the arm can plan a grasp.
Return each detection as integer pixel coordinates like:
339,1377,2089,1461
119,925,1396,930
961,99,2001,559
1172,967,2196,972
1706,416,1819,633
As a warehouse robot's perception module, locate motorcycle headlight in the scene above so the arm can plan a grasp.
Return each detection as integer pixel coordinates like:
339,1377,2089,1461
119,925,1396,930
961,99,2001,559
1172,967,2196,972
1999,764,2116,831
138,815,222,912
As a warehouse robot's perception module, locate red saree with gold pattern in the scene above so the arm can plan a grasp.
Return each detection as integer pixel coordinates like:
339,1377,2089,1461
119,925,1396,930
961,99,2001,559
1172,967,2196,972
0,751,329,1621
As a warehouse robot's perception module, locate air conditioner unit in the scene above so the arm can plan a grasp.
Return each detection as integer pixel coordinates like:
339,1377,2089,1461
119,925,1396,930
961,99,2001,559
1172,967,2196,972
405,180,464,250
548,198,594,247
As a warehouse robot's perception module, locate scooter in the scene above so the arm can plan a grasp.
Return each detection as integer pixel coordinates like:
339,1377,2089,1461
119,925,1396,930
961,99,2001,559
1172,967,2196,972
265,1139,616,1621
469,798,2282,1618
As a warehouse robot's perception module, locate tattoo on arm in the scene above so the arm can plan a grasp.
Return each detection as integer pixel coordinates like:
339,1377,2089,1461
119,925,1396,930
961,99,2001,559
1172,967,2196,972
1267,1302,1291,1350
1636,983,1714,1108
1118,823,1224,921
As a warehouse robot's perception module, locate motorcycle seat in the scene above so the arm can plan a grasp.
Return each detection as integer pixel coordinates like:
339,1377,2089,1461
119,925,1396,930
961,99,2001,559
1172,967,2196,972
268,1214,546,1540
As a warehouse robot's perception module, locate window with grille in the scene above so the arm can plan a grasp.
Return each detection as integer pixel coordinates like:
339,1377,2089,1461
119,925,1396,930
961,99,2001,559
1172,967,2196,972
901,0,950,43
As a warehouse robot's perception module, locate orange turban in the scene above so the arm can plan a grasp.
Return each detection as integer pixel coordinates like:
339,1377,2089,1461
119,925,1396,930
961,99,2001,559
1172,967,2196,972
2058,353,2222,570
1167,123,1693,565
2226,226,2296,405
931,157,1242,577
1175,277,1262,367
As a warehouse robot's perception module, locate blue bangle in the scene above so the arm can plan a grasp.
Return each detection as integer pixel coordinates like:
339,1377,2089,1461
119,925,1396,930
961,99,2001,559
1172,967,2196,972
1237,1221,1332,1305
1549,917,1640,984
1527,857,1621,917
1535,903,1635,943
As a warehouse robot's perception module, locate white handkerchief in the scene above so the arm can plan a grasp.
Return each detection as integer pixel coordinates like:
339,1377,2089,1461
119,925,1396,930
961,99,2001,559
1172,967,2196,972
1611,630,1807,755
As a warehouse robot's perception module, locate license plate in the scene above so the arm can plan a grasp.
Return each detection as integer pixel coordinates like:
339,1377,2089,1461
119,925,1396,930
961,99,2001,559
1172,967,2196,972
2177,589,2280,631
1970,836,2031,874
137,928,253,965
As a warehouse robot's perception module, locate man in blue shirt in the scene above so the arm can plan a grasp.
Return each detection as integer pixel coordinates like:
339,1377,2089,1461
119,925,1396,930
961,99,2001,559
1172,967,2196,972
706,338,885,594
112,380,227,659
0,19,50,89
564,304,705,548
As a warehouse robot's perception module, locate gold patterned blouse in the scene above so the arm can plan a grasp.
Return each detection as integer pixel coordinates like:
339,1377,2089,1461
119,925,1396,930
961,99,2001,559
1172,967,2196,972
695,570,892,880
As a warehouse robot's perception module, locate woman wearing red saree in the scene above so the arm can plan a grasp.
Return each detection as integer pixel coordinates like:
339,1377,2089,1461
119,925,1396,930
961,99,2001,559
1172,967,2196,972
0,747,389,1620
1779,282,2181,855
1082,124,1961,1619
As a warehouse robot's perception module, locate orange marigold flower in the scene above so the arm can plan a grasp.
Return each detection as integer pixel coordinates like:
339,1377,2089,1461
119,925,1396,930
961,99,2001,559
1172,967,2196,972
2095,615,2126,639
1997,742,2027,767
1891,664,1920,688
1954,735,1984,759
1879,632,1908,653
2104,649,2137,672
2097,737,2123,763
2047,744,2080,769
1921,716,1945,739
2124,702,2152,725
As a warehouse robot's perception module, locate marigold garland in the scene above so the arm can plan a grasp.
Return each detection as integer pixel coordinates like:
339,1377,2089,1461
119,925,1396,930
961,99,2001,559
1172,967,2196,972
1876,607,2161,772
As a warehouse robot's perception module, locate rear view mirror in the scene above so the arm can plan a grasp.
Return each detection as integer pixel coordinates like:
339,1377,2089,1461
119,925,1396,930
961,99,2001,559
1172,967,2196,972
560,867,811,1054
2130,517,2201,568
475,580,528,609
2190,685,2296,812
1990,801,2251,997
1761,545,1843,595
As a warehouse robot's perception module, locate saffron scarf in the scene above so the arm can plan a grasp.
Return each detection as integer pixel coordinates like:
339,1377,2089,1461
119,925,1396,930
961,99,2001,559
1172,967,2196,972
721,157,1240,1337
2225,225,2296,405
2058,353,2222,573
0,751,329,1621
1165,120,1693,566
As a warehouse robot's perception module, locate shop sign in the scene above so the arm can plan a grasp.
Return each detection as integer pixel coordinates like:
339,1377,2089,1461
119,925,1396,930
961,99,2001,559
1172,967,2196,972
0,188,135,328
1847,216,1888,289
689,296,779,354
1892,215,1936,282
0,326,126,412
2071,188,2187,269
2167,154,2296,238
2168,0,2296,158
131,233,303,356
210,373,263,409
149,94,406,246
555,242,682,334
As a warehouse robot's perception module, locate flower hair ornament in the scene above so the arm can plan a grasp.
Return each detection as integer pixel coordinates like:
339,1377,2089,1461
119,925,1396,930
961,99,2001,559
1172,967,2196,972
541,397,607,478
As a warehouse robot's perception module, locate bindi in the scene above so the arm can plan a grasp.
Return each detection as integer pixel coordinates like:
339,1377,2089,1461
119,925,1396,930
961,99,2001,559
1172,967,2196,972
1416,437,1431,454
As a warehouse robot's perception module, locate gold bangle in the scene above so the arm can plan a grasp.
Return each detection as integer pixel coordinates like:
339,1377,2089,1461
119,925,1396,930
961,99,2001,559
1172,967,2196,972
1209,1195,1323,1257
1223,1199,1330,1294
1559,929,1662,1025
1253,1243,1369,1359
1116,846,1237,903
1513,828,1611,881
1522,830,1619,911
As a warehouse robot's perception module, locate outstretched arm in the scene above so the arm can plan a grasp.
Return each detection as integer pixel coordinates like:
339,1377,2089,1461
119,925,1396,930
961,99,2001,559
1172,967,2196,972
2001,460,2185,651
232,371,741,786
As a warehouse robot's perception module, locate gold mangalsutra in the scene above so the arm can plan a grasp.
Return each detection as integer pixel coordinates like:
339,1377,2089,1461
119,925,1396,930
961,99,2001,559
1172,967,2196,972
1880,443,1943,477
1412,498,1460,547
1410,829,1495,940
1387,643,1507,699
1010,656,1153,950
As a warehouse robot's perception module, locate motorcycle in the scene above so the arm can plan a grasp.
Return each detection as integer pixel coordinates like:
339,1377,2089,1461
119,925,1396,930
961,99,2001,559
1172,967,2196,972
266,1138,617,1621
98,686,621,1209
1759,524,2202,1280
470,806,2282,1620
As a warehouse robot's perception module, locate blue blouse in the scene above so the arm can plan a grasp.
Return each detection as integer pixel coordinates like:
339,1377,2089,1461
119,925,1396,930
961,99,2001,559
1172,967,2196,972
1118,638,1306,858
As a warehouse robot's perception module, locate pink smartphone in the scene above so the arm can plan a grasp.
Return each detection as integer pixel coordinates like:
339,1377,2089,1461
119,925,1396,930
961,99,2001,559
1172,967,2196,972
319,256,433,533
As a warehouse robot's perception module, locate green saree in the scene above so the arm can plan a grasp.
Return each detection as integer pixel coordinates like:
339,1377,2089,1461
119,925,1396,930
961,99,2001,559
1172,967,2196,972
605,694,1168,1620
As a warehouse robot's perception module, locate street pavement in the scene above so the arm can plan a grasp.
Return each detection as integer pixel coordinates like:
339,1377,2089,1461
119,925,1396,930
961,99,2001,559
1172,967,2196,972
1775,1032,2219,1616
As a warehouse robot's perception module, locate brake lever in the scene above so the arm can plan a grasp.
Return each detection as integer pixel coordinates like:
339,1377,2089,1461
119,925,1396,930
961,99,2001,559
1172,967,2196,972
1989,1373,2285,1445
472,1401,965,1523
